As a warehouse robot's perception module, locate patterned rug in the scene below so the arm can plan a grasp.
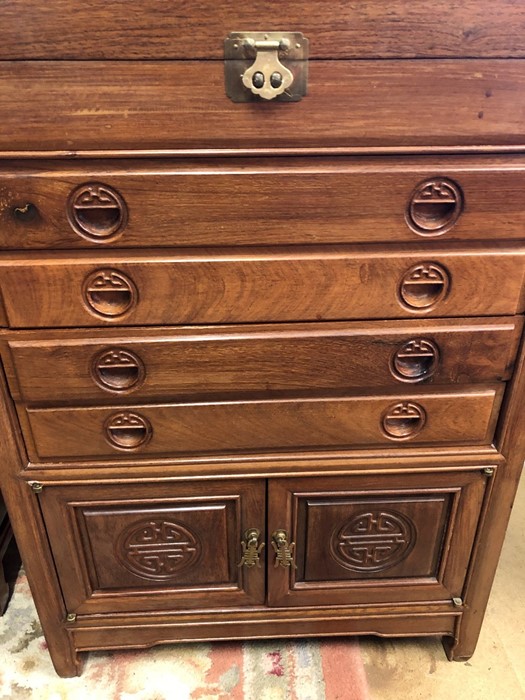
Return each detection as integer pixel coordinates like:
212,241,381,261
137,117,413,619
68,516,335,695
0,573,370,699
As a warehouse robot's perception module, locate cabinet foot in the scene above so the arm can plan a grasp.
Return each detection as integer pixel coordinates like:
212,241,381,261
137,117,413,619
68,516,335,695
49,647,84,678
442,635,475,662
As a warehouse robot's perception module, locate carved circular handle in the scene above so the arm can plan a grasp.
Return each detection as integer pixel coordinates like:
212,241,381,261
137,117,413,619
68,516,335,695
91,348,145,393
104,411,152,450
82,269,137,319
67,183,127,242
399,262,450,311
381,401,426,440
391,339,439,382
407,178,463,236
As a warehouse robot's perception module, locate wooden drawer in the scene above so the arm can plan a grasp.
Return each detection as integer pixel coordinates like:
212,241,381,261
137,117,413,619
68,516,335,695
2,247,524,329
22,386,504,462
2,2,522,60
37,479,266,614
4,318,521,404
267,469,490,607
2,60,525,153
4,157,525,248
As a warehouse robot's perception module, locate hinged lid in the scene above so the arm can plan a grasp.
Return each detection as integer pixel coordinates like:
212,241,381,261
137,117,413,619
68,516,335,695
1,1,524,59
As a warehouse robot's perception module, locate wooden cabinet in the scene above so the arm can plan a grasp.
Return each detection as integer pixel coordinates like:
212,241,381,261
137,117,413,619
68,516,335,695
0,0,524,680
36,469,488,615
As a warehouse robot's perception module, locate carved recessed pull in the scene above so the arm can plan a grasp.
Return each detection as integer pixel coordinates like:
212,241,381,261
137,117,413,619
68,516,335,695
83,269,137,319
381,401,426,440
391,338,440,382
104,411,152,450
407,178,463,236
399,262,450,311
92,348,145,393
68,183,127,242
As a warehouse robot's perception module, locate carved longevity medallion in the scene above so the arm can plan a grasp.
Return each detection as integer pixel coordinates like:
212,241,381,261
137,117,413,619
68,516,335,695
117,519,201,580
68,183,127,241
407,178,463,235
331,510,416,572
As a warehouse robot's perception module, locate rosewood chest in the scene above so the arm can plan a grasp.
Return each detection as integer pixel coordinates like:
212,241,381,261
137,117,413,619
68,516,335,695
0,1,524,677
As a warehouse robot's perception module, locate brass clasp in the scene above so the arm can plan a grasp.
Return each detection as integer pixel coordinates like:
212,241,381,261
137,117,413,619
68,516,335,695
241,37,294,100
225,32,308,103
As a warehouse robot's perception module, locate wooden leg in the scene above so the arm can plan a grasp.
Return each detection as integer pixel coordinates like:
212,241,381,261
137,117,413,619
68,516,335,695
0,373,86,677
48,646,84,678
5,477,85,676
442,635,474,662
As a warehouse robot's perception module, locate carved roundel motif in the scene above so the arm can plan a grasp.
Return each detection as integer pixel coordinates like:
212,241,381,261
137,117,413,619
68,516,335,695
331,510,416,572
407,178,463,236
82,268,137,319
67,183,127,242
381,401,426,440
117,519,201,580
91,347,145,393
391,338,440,382
104,411,152,450
399,262,450,311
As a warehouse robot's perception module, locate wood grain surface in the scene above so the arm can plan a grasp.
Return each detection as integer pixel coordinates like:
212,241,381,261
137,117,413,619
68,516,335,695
1,1,524,59
22,386,504,461
267,470,488,607
1,246,524,328
4,156,525,248
0,61,524,153
3,318,520,403
38,479,266,614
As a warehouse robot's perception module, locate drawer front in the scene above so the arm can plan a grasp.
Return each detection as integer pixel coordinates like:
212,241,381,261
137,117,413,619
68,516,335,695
2,61,525,153
1,2,522,60
37,479,265,615
4,318,521,403
4,158,525,248
267,469,490,607
2,248,524,328
23,386,504,462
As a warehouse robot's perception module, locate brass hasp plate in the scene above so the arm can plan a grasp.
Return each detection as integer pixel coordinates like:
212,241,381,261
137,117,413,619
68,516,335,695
225,32,308,102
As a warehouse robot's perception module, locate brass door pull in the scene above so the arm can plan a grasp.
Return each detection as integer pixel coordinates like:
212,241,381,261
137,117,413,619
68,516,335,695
238,528,265,568
271,529,297,569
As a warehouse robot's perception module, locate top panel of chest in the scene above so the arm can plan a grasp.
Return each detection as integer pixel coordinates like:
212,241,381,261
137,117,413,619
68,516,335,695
0,1,524,154
1,1,524,60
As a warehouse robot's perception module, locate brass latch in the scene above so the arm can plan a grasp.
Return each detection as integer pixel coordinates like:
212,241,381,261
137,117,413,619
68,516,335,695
238,528,265,568
271,529,297,568
225,32,308,102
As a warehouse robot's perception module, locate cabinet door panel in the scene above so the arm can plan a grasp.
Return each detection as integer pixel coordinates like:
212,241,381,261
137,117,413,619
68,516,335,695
267,469,489,607
303,495,450,581
38,479,265,615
